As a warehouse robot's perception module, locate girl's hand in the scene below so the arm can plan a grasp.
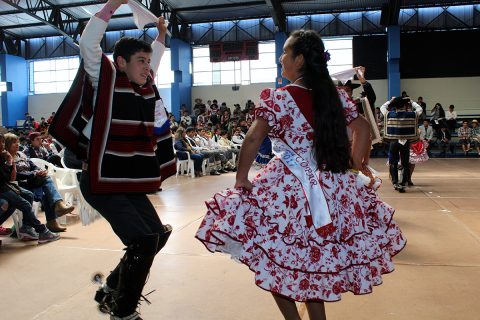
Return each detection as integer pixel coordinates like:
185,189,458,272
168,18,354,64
234,177,253,191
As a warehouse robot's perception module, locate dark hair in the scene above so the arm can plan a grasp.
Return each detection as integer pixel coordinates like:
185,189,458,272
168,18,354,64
113,37,152,63
185,127,196,133
288,30,350,172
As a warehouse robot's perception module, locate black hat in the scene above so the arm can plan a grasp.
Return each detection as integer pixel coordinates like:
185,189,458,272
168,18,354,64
338,80,361,90
390,97,409,110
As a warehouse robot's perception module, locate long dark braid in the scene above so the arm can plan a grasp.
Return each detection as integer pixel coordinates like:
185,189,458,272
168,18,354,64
289,30,351,172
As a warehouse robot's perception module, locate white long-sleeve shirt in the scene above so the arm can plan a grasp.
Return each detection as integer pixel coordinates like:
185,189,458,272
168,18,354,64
446,110,457,120
380,100,423,144
79,15,165,139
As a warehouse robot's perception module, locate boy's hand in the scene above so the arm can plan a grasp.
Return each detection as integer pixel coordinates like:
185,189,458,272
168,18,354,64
156,16,168,36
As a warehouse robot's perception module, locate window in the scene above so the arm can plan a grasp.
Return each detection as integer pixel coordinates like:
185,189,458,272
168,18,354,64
154,50,173,88
192,42,276,86
191,39,352,86
323,37,353,74
29,57,80,94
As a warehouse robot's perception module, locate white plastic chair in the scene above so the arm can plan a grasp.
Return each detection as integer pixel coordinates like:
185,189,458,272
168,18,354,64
32,157,103,225
175,151,195,178
30,158,81,224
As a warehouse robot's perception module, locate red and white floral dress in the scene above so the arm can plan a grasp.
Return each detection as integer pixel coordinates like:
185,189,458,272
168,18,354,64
195,84,406,302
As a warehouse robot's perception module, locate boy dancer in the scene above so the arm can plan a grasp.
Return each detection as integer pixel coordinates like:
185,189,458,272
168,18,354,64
50,0,174,318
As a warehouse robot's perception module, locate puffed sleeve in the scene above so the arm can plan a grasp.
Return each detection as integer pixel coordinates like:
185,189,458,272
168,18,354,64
255,88,286,137
337,88,359,125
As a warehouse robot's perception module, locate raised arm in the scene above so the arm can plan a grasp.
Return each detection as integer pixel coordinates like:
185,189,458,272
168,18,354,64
79,0,127,87
150,17,167,76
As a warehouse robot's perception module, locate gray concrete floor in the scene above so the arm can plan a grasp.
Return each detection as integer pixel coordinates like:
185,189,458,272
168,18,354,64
1,158,479,320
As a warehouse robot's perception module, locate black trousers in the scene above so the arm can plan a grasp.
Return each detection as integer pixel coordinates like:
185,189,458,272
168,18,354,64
80,172,164,246
389,140,410,185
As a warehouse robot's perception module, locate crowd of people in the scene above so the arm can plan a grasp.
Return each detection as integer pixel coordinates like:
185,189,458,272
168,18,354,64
0,116,76,246
170,98,274,177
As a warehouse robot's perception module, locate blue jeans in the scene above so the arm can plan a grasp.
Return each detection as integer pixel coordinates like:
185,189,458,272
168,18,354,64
0,187,46,233
25,177,62,221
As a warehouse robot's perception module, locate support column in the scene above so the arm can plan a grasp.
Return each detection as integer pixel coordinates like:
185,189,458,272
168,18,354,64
386,26,401,99
170,38,192,119
0,54,28,127
275,32,288,88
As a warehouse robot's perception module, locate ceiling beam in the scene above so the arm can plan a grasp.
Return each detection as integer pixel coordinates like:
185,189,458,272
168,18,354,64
176,1,265,12
265,0,286,32
3,0,79,45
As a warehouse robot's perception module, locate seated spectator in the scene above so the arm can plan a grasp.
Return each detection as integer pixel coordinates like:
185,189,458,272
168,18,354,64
39,117,48,131
471,119,480,156
0,198,12,236
458,120,472,157
174,127,204,177
419,119,435,156
189,128,224,175
197,111,208,128
0,133,59,243
24,132,62,167
47,112,56,124
169,114,179,129
5,133,74,233
199,129,234,172
180,110,193,127
437,126,453,157
231,127,246,148
445,104,457,133
220,110,230,130
23,113,33,129
233,104,242,119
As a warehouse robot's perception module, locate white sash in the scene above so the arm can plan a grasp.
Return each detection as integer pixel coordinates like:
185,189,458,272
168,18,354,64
272,140,332,228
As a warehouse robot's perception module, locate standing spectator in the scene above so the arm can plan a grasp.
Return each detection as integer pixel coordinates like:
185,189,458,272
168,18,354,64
445,104,458,133
430,103,446,137
417,96,427,121
458,120,472,157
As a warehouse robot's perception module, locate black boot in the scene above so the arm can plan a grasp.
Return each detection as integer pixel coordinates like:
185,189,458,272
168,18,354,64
97,224,172,305
157,224,173,252
110,234,159,318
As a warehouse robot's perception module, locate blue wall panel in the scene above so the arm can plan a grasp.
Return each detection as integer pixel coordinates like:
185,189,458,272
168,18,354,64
170,38,192,119
0,54,28,127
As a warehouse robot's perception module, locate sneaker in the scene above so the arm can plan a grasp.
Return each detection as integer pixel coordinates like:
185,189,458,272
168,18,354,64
18,226,39,241
0,226,12,236
38,229,60,244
